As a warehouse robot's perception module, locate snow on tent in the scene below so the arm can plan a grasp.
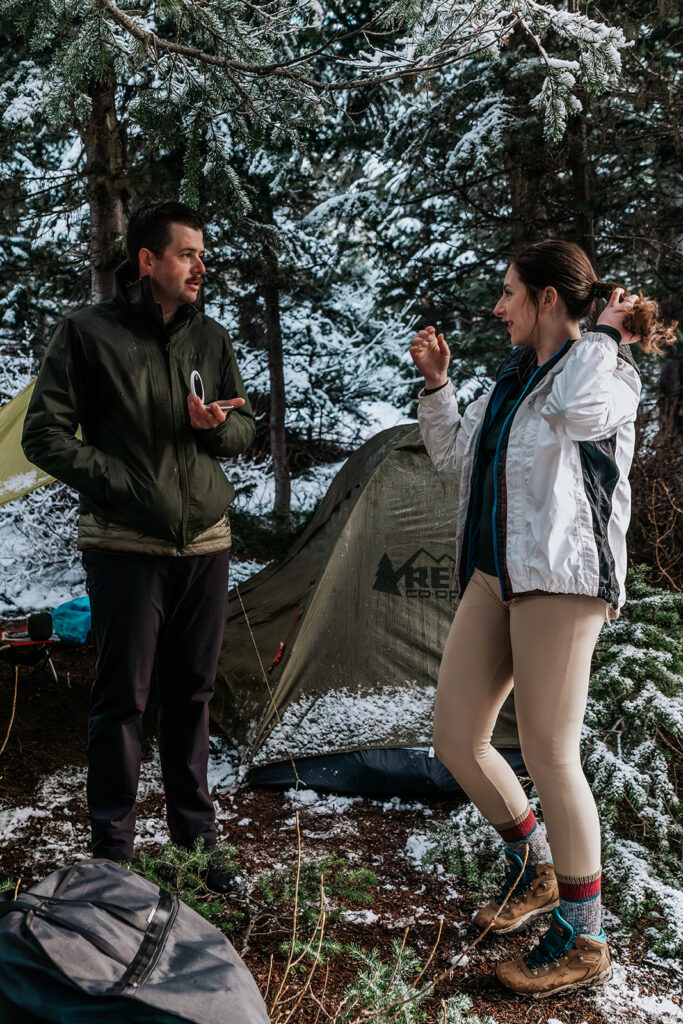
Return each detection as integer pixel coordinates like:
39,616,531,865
213,423,523,797
0,381,53,506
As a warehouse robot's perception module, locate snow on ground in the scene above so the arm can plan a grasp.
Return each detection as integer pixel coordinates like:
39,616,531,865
596,960,683,1023
207,735,240,792
405,831,433,867
254,684,435,763
342,908,381,924
285,787,363,815
2,740,682,1022
0,738,242,877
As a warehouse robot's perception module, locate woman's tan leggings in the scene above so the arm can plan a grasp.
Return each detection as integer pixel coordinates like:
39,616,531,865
433,569,605,879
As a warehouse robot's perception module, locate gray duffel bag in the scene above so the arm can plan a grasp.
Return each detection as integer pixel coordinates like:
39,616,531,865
0,858,270,1024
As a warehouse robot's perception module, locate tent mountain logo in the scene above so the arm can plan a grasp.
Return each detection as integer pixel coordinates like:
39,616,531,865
373,549,457,599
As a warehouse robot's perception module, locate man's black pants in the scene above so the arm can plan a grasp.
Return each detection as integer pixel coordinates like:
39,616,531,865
82,549,230,859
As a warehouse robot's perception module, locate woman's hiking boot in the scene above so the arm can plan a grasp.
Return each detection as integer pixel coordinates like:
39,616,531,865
496,907,612,998
473,849,558,933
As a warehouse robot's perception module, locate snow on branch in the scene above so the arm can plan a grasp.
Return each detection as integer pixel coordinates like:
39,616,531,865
516,2,627,140
3,0,630,145
85,0,628,129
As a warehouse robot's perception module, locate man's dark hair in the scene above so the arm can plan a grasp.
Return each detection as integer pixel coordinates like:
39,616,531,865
126,201,203,269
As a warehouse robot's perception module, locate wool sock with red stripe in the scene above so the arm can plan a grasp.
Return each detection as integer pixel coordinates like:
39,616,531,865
493,805,551,870
557,870,602,936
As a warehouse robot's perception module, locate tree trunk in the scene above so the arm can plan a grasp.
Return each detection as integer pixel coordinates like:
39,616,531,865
659,359,682,449
263,251,290,516
504,35,554,249
83,79,126,303
506,155,550,249
567,103,596,268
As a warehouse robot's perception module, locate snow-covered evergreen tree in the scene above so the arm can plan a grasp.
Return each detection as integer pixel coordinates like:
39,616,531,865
0,1,676,549
335,1,680,403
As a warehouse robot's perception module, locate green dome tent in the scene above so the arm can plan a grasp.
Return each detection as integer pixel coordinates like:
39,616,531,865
213,423,521,796
0,381,53,506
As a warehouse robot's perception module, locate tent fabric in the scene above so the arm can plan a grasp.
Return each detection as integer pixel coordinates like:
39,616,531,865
213,423,518,770
0,380,53,506
249,747,527,797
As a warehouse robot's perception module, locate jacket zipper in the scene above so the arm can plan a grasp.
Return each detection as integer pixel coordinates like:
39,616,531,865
458,417,488,593
458,360,526,593
165,330,190,549
491,339,573,599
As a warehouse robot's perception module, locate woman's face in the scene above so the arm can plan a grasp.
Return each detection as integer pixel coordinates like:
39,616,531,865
493,264,538,347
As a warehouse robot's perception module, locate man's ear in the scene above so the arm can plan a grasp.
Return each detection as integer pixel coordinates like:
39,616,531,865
137,247,155,276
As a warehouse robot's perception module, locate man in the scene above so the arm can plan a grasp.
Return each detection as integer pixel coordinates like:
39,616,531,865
22,202,255,890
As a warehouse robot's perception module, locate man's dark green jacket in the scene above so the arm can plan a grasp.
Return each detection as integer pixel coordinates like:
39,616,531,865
22,262,255,548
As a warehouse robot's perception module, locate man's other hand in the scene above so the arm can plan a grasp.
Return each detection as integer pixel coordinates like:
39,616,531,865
187,394,246,429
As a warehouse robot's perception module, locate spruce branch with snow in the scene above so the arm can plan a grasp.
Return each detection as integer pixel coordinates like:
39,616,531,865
416,801,507,900
337,939,429,1023
583,567,683,955
0,482,83,616
1,0,630,148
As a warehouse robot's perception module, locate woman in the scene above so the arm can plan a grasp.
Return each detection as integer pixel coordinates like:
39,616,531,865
411,240,645,998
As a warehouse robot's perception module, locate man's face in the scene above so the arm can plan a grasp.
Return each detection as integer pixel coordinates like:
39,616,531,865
143,223,205,311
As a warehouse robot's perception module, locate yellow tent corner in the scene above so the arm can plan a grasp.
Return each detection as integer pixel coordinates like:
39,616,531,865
0,380,54,507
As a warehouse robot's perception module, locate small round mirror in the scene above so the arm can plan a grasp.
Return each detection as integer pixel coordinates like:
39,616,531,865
190,370,205,404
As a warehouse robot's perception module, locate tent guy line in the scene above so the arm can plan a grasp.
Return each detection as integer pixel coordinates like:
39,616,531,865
233,583,303,789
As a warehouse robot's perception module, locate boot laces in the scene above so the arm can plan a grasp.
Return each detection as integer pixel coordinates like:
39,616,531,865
496,862,534,905
525,925,573,970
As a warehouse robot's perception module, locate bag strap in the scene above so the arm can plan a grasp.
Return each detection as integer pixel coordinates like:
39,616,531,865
1,881,179,986
0,897,41,918
107,889,178,993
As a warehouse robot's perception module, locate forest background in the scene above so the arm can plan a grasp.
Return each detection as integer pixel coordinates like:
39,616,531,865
0,0,681,604
0,5,682,1021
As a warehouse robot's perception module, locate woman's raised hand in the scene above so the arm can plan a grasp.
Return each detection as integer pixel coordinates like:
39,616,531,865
597,288,641,346
409,326,450,388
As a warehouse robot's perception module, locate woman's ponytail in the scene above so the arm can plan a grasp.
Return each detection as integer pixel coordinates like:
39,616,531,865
619,294,678,355
590,280,678,354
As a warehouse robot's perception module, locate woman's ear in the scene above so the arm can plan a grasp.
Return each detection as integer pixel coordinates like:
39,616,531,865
541,286,559,313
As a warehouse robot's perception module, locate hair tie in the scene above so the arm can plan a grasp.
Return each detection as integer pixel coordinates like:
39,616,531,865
590,280,606,299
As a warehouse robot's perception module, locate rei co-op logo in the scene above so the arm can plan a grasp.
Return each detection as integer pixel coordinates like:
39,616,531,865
373,549,457,599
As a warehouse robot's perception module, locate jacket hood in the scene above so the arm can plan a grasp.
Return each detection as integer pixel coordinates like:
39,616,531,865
112,260,196,332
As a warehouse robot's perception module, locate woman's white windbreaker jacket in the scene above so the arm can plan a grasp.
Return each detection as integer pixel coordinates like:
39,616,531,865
417,330,642,613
